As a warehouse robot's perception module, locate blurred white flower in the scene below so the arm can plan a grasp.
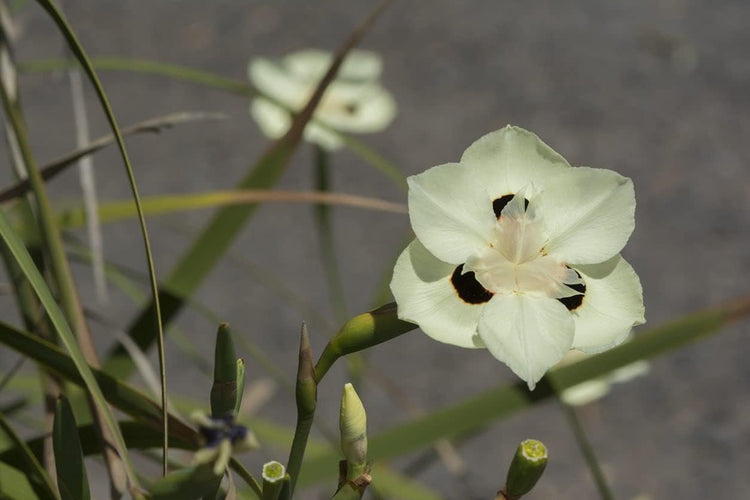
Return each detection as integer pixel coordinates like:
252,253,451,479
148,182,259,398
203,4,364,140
248,49,396,151
556,348,650,406
390,126,645,389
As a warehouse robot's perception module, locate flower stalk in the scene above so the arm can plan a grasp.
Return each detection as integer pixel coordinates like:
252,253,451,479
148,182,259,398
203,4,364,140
315,303,415,381
261,461,289,500
282,324,317,498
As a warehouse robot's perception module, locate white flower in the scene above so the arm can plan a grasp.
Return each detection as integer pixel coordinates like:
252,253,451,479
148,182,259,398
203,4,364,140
248,49,397,151
390,126,645,389
556,348,650,406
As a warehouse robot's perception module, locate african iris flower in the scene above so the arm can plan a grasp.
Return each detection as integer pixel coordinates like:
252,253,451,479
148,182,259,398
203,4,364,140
248,49,396,151
390,126,645,389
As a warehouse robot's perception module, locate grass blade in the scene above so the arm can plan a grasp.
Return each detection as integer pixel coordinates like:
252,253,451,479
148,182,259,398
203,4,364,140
0,111,227,204
32,0,169,475
21,56,257,96
0,412,59,500
0,209,140,486
0,317,198,445
51,189,405,231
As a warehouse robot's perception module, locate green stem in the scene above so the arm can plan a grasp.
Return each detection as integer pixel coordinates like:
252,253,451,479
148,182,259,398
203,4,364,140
559,403,614,500
313,145,348,323
282,325,317,498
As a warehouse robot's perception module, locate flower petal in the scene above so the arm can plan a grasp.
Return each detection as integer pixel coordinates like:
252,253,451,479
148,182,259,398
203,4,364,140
538,167,635,265
570,255,645,353
248,58,309,108
249,98,292,140
460,125,570,201
560,380,611,406
304,122,345,151
478,294,574,389
315,82,397,133
390,239,486,349
283,49,383,82
408,162,496,264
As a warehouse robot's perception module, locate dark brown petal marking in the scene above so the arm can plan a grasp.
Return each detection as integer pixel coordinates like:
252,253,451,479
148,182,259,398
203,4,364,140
558,270,586,311
451,264,493,304
492,194,530,218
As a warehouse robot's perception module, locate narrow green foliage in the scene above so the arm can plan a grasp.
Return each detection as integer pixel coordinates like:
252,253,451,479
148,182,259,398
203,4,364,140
0,412,58,500
32,0,169,475
21,57,256,96
0,209,139,487
299,296,750,485
211,323,239,418
315,303,414,381
0,111,227,204
0,319,198,446
502,440,548,500
53,396,91,500
313,146,348,322
558,404,612,500
148,464,222,500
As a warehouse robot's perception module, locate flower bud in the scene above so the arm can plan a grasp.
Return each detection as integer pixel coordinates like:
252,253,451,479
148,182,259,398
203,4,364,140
339,383,367,472
503,439,548,499
211,323,238,418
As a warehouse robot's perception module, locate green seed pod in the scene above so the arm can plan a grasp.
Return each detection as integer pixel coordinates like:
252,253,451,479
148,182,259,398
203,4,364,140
504,439,548,499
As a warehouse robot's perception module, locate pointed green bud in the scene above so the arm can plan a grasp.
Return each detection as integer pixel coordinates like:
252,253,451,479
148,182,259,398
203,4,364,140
503,439,548,500
296,323,317,417
211,323,238,418
339,383,368,478
316,303,415,380
261,461,287,500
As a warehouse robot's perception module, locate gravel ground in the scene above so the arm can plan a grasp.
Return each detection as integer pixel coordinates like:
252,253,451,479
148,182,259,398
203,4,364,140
2,1,750,499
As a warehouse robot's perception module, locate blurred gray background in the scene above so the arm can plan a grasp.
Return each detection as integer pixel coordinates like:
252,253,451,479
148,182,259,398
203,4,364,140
2,1,750,499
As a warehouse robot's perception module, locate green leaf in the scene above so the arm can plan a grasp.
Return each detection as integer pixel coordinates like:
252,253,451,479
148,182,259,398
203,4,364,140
0,413,58,500
0,318,197,446
0,112,227,204
32,0,170,474
0,461,39,499
0,321,264,496
0,208,139,486
299,296,750,486
148,464,222,500
53,396,91,500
